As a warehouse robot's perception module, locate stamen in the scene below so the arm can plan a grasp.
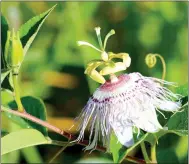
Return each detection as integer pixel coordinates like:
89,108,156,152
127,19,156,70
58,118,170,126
77,41,102,52
104,29,115,50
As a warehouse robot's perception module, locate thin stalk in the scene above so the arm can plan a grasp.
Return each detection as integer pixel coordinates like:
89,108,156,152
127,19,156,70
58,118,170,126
48,141,70,163
110,74,118,83
50,140,74,147
125,156,146,164
154,54,166,80
11,71,24,112
1,106,145,164
140,141,151,163
151,144,157,163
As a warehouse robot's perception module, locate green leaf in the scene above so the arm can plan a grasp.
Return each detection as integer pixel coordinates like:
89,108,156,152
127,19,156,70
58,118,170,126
1,129,50,155
110,132,148,163
1,15,9,69
1,150,20,163
6,96,48,136
1,69,14,93
156,133,188,163
176,84,188,105
110,127,188,163
19,4,56,55
180,96,188,106
176,84,188,96
1,129,9,137
1,74,14,93
144,130,188,164
144,129,188,147
1,69,11,84
1,88,14,106
21,146,43,163
167,104,188,132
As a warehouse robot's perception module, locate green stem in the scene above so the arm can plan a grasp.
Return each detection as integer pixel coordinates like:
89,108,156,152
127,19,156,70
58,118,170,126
11,70,24,112
1,106,145,164
48,141,70,163
155,54,166,80
140,141,151,163
151,144,157,163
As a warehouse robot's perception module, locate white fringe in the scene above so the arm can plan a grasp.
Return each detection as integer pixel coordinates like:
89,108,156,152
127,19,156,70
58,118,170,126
72,72,182,151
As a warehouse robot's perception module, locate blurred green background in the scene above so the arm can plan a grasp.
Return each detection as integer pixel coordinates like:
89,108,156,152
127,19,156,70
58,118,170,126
1,1,188,163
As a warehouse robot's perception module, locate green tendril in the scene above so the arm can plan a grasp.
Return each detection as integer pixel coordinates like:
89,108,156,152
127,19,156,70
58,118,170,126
145,53,166,80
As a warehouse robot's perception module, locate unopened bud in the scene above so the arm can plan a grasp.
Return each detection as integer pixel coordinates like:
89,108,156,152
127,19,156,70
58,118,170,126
4,28,24,68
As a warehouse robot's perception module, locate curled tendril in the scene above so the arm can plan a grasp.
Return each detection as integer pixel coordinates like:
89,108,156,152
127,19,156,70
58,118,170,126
145,54,157,68
145,53,166,80
77,27,131,84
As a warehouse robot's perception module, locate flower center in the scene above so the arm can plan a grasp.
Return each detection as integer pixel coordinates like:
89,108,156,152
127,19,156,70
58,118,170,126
100,74,130,92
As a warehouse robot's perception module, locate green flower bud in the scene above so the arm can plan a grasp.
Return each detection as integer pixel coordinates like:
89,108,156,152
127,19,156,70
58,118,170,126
4,29,24,68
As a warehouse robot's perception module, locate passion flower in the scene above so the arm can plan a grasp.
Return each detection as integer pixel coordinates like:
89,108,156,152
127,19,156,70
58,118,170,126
74,27,181,151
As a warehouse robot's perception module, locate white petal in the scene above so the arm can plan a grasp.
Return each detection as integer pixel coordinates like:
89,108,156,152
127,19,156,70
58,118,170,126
133,109,162,133
158,101,181,112
110,121,134,147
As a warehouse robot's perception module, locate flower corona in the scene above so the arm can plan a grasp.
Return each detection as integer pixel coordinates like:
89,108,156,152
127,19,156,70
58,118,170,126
74,27,181,151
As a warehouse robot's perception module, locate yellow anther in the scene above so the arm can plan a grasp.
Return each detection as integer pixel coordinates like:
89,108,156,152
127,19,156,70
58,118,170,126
85,52,131,83
78,27,131,84
109,52,131,67
84,60,106,84
100,62,127,76
89,70,106,84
